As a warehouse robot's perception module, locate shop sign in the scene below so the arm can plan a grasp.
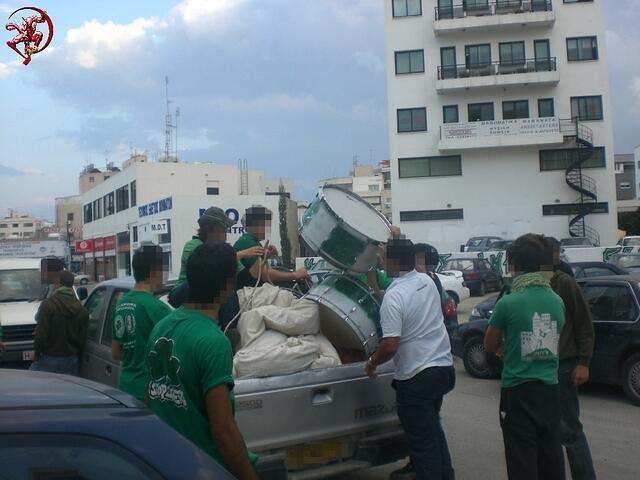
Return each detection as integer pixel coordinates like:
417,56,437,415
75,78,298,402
94,237,105,252
0,240,67,258
104,236,117,251
150,220,168,234
75,239,94,253
139,197,172,218
441,117,560,141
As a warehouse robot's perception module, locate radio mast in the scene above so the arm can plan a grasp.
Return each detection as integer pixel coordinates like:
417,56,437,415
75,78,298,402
162,76,178,162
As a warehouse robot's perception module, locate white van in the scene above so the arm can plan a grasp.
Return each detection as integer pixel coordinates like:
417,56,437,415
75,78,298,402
0,258,44,364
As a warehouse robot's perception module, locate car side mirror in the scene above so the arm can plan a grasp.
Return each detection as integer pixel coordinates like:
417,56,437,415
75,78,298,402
76,287,88,301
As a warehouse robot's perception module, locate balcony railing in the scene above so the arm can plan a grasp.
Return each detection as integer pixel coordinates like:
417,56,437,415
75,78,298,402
435,0,552,21
437,57,556,80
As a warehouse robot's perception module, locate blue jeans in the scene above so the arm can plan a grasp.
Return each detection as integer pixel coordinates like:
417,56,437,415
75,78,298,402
392,366,456,480
30,354,79,376
559,359,596,480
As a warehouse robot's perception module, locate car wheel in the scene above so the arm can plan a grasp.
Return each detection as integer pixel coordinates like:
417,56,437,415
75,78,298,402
462,336,493,379
80,278,88,285
447,291,460,305
622,353,640,406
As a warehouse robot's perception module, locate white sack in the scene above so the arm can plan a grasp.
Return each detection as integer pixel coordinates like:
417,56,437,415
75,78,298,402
262,298,320,336
234,334,319,378
310,334,342,370
237,284,295,310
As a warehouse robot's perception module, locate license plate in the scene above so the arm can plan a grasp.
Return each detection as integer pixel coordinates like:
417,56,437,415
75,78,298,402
286,438,350,469
22,350,34,361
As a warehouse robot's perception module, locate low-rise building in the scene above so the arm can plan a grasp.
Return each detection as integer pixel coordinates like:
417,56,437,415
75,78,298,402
615,147,640,213
0,210,44,240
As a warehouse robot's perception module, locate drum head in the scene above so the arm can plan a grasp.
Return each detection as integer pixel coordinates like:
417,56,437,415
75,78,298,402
322,186,390,243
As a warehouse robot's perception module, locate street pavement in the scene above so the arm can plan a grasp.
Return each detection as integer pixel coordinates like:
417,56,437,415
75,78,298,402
342,338,640,480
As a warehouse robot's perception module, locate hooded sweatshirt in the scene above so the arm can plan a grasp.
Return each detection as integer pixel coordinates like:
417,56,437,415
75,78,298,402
34,286,89,357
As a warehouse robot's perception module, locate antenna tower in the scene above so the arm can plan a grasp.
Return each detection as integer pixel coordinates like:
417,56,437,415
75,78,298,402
163,76,178,162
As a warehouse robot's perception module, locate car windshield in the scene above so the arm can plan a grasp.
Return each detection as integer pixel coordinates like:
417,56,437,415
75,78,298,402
444,259,475,271
467,239,484,247
0,269,45,302
623,237,640,246
613,255,640,269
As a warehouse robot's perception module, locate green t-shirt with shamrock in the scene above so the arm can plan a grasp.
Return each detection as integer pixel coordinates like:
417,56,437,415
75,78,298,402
146,307,257,467
113,290,172,402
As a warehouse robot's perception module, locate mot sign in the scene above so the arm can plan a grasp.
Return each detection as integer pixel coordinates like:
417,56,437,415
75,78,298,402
150,220,168,234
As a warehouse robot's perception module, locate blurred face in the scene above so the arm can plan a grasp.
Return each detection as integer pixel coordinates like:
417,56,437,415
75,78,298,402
206,226,227,243
149,266,165,291
415,252,426,273
248,216,271,241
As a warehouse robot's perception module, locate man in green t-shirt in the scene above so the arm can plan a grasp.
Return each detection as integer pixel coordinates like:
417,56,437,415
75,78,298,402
484,234,566,480
112,245,171,402
147,242,257,480
233,205,308,289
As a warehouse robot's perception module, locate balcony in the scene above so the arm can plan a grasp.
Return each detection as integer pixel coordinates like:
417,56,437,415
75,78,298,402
434,1,555,35
438,117,564,151
436,58,559,93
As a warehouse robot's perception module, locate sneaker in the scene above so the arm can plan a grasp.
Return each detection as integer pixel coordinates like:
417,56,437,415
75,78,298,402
389,461,416,480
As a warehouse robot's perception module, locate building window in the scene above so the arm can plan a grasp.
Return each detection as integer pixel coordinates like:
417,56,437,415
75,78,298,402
538,98,555,118
400,209,464,222
563,0,593,3
571,96,603,121
92,199,101,220
468,102,494,122
116,184,130,212
89,176,95,183
104,192,115,216
440,46,457,79
395,50,425,74
368,184,380,192
499,41,525,66
23,223,33,227
67,213,74,221
567,36,598,61
206,187,220,195
130,181,137,207
397,107,427,132
132,226,138,243
159,219,171,244
465,44,491,68
542,203,608,216
502,100,529,120
11,223,18,228
392,0,422,17
540,147,606,171
443,105,459,124
399,155,462,178
0,224,6,228
83,204,93,224
620,182,632,190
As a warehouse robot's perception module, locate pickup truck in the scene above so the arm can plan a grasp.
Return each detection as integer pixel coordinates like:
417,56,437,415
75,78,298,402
79,277,408,479
0,258,44,365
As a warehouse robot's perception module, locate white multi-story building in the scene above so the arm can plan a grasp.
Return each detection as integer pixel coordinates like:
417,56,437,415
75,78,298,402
76,155,298,280
385,0,617,252
0,210,44,239
614,146,640,213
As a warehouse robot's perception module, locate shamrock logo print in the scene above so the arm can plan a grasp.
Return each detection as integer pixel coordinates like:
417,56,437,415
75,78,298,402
114,315,125,339
148,337,181,385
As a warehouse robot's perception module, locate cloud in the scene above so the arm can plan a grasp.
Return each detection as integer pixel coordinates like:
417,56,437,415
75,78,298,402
0,59,21,79
172,0,245,32
354,51,385,72
208,94,327,111
632,77,640,111
0,164,44,176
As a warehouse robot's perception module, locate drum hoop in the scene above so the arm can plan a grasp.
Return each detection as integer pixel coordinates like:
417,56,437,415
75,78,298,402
304,290,375,341
317,185,391,242
321,272,382,309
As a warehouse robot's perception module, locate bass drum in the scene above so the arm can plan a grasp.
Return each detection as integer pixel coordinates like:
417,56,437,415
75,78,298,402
305,272,381,358
300,185,391,274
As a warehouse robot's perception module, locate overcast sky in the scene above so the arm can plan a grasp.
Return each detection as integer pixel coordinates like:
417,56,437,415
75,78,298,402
0,0,638,221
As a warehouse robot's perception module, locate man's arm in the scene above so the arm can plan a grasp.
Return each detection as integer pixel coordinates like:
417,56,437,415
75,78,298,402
249,262,308,284
484,326,504,354
111,341,124,361
206,385,258,480
559,277,595,367
33,301,52,359
365,337,400,378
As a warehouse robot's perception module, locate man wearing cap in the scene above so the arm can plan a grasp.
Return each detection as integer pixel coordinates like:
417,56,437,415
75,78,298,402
168,207,263,310
233,205,308,289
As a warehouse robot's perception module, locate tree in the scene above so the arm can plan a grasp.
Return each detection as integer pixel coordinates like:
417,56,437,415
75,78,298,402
618,208,640,236
278,181,293,269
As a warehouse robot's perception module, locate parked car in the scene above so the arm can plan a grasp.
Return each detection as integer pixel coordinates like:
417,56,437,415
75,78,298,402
487,239,513,251
572,261,628,279
0,369,237,479
609,253,640,275
452,275,640,406
437,271,470,305
74,274,91,285
618,236,640,247
80,277,409,477
560,237,594,248
460,236,504,253
441,258,503,296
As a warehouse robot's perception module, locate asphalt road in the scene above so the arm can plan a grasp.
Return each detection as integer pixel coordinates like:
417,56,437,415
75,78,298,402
341,359,640,480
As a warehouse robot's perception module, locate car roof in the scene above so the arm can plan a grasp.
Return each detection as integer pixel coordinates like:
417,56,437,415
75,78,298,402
0,258,41,270
0,369,139,409
577,274,640,283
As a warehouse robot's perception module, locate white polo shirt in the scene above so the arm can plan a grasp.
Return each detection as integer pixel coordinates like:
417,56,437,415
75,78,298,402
380,270,453,381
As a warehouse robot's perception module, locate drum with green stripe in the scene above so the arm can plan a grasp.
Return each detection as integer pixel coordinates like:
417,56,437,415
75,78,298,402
306,272,381,357
300,185,391,273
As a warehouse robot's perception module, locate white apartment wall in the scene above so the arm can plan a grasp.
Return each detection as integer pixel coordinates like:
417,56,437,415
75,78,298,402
385,0,617,253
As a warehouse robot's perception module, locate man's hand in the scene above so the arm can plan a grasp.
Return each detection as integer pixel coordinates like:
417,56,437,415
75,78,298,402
237,246,264,260
267,245,278,256
572,365,589,386
365,359,377,379
293,267,310,281
390,226,401,238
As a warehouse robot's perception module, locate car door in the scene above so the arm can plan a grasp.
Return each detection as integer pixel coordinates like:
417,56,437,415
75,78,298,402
80,287,109,384
98,288,127,386
581,281,638,383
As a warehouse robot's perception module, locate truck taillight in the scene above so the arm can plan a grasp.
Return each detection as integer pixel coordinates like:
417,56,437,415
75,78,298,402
444,299,457,316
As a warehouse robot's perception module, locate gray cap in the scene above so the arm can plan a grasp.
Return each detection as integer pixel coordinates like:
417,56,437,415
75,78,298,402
198,207,234,228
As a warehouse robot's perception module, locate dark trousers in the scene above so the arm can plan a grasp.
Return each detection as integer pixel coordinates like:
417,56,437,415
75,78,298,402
393,366,456,480
499,381,565,480
559,359,596,480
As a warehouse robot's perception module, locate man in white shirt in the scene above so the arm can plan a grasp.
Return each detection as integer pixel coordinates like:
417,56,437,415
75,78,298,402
366,238,455,480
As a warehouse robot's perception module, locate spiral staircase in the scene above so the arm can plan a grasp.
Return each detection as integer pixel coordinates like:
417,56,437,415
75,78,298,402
559,118,600,247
